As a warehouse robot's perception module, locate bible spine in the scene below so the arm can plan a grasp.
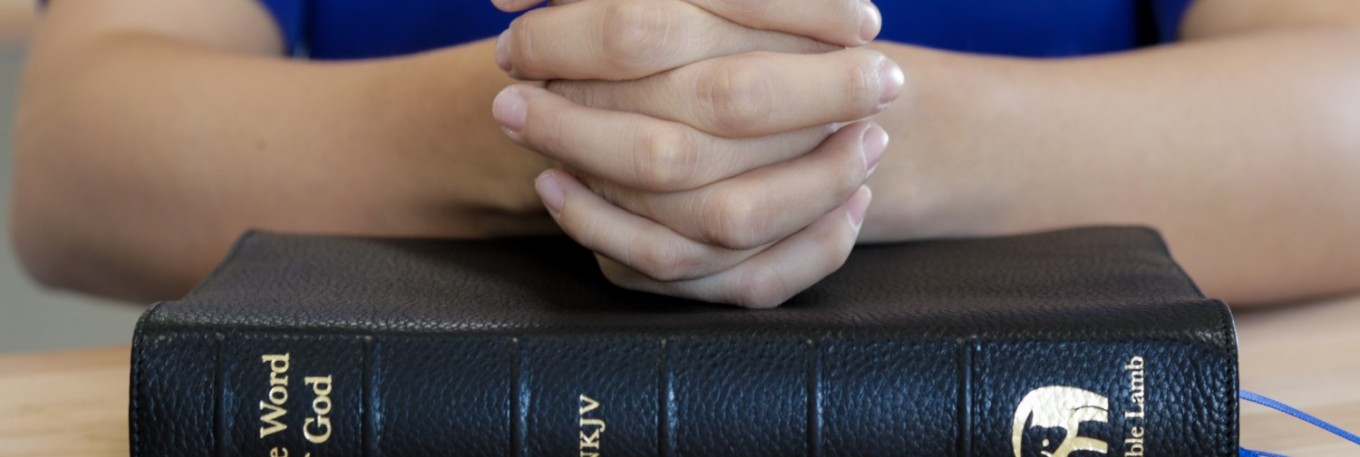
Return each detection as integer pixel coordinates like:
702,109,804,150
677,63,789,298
131,327,1237,457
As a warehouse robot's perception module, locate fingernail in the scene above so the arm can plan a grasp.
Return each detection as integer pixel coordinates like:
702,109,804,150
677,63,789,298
861,124,888,177
535,170,565,214
878,58,905,106
495,30,512,72
492,87,527,133
846,186,872,232
859,1,882,44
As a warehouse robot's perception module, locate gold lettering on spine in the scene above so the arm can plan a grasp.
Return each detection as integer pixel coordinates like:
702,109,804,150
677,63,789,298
260,354,291,438
579,395,606,456
258,354,327,455
259,402,289,438
1123,356,1148,456
1124,357,1145,419
303,376,334,444
1125,426,1145,456
579,395,600,415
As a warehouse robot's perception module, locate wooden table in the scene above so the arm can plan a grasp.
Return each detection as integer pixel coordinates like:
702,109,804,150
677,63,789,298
2,296,1358,456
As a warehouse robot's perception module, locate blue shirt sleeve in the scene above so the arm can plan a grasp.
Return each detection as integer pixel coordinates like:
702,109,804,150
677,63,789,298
255,0,308,56
1152,0,1196,42
875,0,1197,58
251,0,1195,60
254,0,515,60
49,0,1197,59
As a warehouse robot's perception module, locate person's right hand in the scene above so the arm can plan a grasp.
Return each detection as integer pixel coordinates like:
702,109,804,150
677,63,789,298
490,0,900,307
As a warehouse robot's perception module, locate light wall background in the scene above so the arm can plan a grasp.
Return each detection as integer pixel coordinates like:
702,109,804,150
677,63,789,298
0,2,146,353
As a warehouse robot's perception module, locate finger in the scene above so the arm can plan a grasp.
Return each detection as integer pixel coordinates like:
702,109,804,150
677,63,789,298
535,169,766,281
585,121,887,251
599,186,873,308
503,0,882,48
550,49,905,138
494,84,832,192
496,0,836,81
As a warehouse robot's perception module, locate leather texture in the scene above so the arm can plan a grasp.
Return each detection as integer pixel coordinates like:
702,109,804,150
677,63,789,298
131,226,1238,457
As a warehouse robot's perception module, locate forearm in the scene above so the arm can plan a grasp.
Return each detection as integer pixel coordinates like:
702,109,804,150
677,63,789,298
865,29,1360,305
13,33,553,301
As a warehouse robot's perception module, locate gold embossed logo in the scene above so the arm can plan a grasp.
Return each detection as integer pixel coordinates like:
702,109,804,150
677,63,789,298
1011,386,1111,457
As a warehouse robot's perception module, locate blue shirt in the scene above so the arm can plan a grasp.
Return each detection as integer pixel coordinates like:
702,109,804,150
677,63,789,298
257,0,1194,60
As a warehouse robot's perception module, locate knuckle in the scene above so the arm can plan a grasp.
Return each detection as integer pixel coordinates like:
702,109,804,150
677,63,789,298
633,125,702,191
700,194,763,250
696,58,774,136
732,266,792,309
600,0,671,74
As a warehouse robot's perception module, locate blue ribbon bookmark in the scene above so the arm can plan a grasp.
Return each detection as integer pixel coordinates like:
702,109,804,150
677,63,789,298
1239,389,1360,457
1240,449,1289,457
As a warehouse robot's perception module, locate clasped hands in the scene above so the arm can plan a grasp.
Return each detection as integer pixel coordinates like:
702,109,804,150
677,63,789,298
490,0,903,307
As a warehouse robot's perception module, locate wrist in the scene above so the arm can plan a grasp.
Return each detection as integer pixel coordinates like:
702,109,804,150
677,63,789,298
355,41,555,236
860,44,1037,241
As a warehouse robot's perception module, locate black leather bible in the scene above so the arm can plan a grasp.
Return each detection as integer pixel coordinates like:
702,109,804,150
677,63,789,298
130,227,1239,457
